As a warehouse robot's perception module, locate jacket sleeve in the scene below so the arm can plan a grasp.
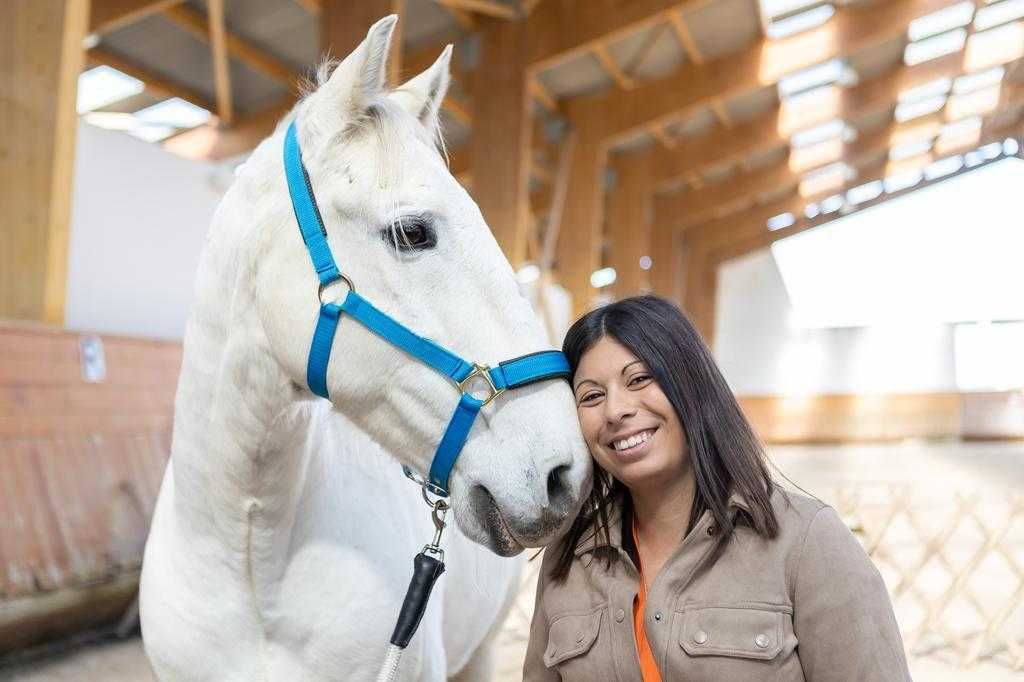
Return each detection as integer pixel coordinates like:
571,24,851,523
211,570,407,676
792,505,912,682
522,548,561,681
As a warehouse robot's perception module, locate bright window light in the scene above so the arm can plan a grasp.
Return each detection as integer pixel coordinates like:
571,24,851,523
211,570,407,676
890,138,935,161
846,180,884,205
1005,137,1021,155
767,212,797,230
954,322,1024,390
772,157,1024,328
952,65,1005,94
77,65,144,113
908,1,975,41
964,149,987,166
924,154,965,179
778,59,845,98
904,28,967,65
128,124,178,143
895,94,948,122
82,111,177,142
966,21,1024,70
134,98,211,129
790,118,846,148
590,267,617,288
974,0,1024,30
884,169,924,193
899,76,953,103
767,4,835,39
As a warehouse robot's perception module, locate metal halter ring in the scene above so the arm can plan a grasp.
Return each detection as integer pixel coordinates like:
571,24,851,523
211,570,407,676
317,273,355,305
457,363,505,407
402,465,450,500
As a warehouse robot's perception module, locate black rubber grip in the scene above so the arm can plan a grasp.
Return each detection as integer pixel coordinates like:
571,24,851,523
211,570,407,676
389,552,446,648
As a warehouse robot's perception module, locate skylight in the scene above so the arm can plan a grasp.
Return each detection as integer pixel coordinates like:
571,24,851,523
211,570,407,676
778,59,846,98
907,1,975,41
946,84,1002,120
772,156,1024,328
134,98,211,129
953,65,1005,94
890,138,934,161
898,76,953,103
790,118,847,148
965,21,1024,70
77,65,144,113
974,0,1024,30
846,180,884,205
923,154,965,180
904,28,967,65
766,4,835,39
895,94,948,122
767,212,797,230
883,169,924,193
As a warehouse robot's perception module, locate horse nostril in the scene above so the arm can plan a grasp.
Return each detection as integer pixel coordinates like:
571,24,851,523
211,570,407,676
546,463,572,507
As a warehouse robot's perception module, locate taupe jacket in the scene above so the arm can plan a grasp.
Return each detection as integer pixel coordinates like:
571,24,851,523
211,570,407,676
524,488,912,681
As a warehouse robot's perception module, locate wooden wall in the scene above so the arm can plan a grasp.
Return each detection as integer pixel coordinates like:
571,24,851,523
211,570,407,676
0,322,179,651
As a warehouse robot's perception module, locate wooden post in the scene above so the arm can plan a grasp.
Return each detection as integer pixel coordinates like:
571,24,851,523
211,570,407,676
471,17,531,266
682,238,718,346
321,0,403,85
607,151,652,298
649,222,682,305
0,0,89,323
554,116,606,316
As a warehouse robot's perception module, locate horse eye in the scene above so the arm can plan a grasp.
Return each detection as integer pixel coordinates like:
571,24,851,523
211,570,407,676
383,217,437,252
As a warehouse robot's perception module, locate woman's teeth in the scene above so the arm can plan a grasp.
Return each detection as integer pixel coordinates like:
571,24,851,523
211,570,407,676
612,429,654,451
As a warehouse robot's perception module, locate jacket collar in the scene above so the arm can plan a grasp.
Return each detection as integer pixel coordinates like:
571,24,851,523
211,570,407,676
572,488,751,557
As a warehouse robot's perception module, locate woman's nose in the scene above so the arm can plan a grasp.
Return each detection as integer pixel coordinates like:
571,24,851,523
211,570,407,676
603,389,637,424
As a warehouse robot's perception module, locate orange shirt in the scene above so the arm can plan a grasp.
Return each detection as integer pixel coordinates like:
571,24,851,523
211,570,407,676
632,519,664,682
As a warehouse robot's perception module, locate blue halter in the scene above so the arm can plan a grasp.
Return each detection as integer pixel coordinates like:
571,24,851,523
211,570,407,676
283,120,571,497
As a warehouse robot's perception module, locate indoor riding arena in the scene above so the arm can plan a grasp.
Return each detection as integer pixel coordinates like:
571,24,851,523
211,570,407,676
2,0,1023,680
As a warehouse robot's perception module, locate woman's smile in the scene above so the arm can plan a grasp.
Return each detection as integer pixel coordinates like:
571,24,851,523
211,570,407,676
607,426,659,459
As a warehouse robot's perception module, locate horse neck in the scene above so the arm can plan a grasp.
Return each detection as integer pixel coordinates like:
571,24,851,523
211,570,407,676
170,181,306,530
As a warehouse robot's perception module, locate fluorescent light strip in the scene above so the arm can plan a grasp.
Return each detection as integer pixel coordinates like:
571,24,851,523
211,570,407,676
790,118,846,148
767,4,835,39
890,138,935,161
924,154,965,179
895,94,948,122
77,65,145,114
767,212,797,230
899,76,953,103
778,58,845,97
953,65,1005,94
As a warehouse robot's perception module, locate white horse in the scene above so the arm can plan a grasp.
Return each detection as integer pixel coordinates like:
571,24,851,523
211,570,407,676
139,16,591,681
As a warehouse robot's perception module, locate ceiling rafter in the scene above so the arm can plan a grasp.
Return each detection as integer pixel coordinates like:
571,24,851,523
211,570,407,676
206,0,233,125
89,0,184,34
87,45,215,113
433,0,518,20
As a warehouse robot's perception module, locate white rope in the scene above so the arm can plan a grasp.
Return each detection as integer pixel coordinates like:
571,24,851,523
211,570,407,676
375,643,404,682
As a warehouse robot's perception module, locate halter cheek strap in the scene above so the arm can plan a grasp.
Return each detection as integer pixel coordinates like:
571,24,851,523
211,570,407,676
283,120,571,496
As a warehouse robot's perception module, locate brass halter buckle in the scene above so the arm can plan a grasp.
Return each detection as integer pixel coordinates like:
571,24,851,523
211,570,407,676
457,363,505,407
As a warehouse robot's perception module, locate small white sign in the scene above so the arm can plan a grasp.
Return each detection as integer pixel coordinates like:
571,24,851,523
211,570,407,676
79,335,107,383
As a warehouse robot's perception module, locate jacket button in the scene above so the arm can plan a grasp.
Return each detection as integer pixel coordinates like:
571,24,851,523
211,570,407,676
576,633,585,644
693,630,708,645
755,633,770,648
707,524,717,536
654,611,663,621
615,609,625,623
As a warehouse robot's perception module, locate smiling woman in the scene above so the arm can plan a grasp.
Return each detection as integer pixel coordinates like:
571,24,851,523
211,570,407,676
523,295,912,682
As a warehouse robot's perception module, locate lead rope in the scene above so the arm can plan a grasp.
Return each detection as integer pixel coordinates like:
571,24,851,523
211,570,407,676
375,484,451,682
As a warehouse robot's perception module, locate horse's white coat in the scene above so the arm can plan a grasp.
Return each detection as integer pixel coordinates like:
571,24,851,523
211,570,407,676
139,17,590,681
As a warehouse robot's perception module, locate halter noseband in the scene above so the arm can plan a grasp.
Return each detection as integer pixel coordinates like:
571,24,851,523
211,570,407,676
283,120,571,497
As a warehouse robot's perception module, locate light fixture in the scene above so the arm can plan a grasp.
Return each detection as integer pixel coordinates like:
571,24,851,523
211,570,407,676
639,256,653,270
767,212,796,230
908,1,975,41
904,28,967,65
590,267,617,288
77,65,144,114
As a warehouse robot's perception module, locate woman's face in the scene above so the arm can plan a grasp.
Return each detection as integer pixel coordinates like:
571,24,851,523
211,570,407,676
572,336,688,490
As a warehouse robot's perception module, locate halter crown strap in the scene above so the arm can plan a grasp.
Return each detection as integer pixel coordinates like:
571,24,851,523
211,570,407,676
283,119,571,496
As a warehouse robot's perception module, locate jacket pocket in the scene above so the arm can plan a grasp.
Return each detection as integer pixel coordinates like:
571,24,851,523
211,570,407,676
542,607,603,668
678,604,789,660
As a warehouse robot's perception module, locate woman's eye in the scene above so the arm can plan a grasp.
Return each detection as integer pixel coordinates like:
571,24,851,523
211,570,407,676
383,218,437,252
578,392,601,404
628,374,651,386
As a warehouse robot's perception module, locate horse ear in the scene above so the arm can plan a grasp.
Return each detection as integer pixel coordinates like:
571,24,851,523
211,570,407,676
322,15,398,116
391,44,452,134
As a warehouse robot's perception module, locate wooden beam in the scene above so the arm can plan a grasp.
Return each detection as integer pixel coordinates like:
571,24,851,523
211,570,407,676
206,0,233,125
87,46,216,112
526,0,714,71
530,78,559,113
434,0,517,20
162,4,298,86
607,153,653,297
651,49,1010,191
163,98,292,160
322,0,404,86
2,0,89,323
471,17,532,265
691,120,1018,261
658,86,1024,228
89,0,183,34
648,222,683,305
564,0,961,146
666,9,702,64
592,42,635,90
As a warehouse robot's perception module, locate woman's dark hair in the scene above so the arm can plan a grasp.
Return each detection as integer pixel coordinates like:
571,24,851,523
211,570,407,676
551,294,778,581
